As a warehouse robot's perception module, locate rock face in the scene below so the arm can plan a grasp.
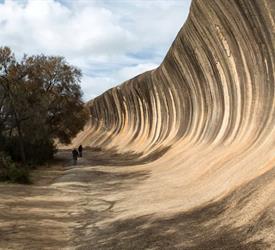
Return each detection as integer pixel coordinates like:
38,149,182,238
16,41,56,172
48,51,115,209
75,0,274,247
87,0,274,156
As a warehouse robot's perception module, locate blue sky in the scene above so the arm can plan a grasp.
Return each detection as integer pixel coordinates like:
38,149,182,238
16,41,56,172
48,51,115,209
0,0,191,100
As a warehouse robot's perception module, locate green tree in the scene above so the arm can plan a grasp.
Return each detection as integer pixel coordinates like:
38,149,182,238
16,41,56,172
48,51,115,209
0,46,88,164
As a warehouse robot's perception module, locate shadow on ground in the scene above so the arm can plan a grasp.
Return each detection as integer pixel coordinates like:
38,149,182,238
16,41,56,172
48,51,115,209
0,149,152,249
54,148,275,249
77,206,273,250
1,148,273,249
74,167,275,250
56,146,171,167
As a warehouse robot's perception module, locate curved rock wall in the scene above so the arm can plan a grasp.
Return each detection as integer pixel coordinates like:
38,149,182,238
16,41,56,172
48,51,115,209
72,0,275,246
86,0,274,158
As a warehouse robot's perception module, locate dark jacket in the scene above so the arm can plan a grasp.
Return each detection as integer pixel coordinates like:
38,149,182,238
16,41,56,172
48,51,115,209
72,149,78,159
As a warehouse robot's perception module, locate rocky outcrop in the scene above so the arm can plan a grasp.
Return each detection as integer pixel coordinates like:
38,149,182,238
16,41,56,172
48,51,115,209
87,0,274,157
75,0,274,247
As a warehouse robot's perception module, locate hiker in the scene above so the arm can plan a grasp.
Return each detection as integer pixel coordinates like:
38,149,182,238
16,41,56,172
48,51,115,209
78,145,83,157
72,148,79,165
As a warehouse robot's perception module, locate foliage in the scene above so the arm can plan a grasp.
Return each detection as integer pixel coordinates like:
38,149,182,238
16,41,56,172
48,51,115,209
3,137,57,165
0,151,31,184
0,46,89,165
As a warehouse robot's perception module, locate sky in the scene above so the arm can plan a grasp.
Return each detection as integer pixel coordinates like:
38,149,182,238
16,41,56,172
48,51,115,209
0,0,192,101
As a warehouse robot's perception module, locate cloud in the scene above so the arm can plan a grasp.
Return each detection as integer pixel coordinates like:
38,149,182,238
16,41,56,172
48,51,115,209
0,0,134,56
117,63,158,82
81,75,114,100
0,0,191,101
81,63,158,99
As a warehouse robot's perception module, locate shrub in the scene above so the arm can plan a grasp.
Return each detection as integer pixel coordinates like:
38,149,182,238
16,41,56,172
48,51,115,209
3,137,56,165
0,152,31,184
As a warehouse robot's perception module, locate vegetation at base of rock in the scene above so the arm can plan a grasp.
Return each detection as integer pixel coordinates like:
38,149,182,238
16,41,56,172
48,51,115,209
0,46,89,182
0,152,30,184
1,136,57,165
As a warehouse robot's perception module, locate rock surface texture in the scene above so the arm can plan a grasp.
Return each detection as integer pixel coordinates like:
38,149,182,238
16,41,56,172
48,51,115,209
71,0,275,248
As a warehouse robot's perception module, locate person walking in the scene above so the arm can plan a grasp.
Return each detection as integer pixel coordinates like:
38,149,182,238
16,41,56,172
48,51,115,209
78,145,83,157
72,148,79,165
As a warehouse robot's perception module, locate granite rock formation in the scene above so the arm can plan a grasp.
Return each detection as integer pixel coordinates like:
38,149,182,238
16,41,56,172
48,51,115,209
74,0,274,247
87,0,274,157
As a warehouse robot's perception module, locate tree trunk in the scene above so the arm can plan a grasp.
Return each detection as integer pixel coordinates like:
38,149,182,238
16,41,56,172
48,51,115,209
15,119,26,163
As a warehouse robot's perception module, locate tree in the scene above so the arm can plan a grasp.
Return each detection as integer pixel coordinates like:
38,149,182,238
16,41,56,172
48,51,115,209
0,46,88,163
0,47,27,162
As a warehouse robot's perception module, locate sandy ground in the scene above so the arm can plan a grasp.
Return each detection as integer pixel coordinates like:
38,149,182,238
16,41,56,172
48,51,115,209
0,149,152,249
0,149,274,250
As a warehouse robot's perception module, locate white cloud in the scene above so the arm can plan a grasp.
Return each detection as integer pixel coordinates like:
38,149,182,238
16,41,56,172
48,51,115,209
81,63,158,98
0,0,134,56
81,75,115,99
0,0,191,101
117,63,158,82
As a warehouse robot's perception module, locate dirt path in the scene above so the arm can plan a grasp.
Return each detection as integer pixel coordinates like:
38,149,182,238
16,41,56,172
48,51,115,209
0,149,274,249
0,150,150,249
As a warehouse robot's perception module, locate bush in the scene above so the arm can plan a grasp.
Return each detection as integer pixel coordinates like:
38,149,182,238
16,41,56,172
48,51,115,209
5,165,31,184
3,137,56,165
0,152,31,184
